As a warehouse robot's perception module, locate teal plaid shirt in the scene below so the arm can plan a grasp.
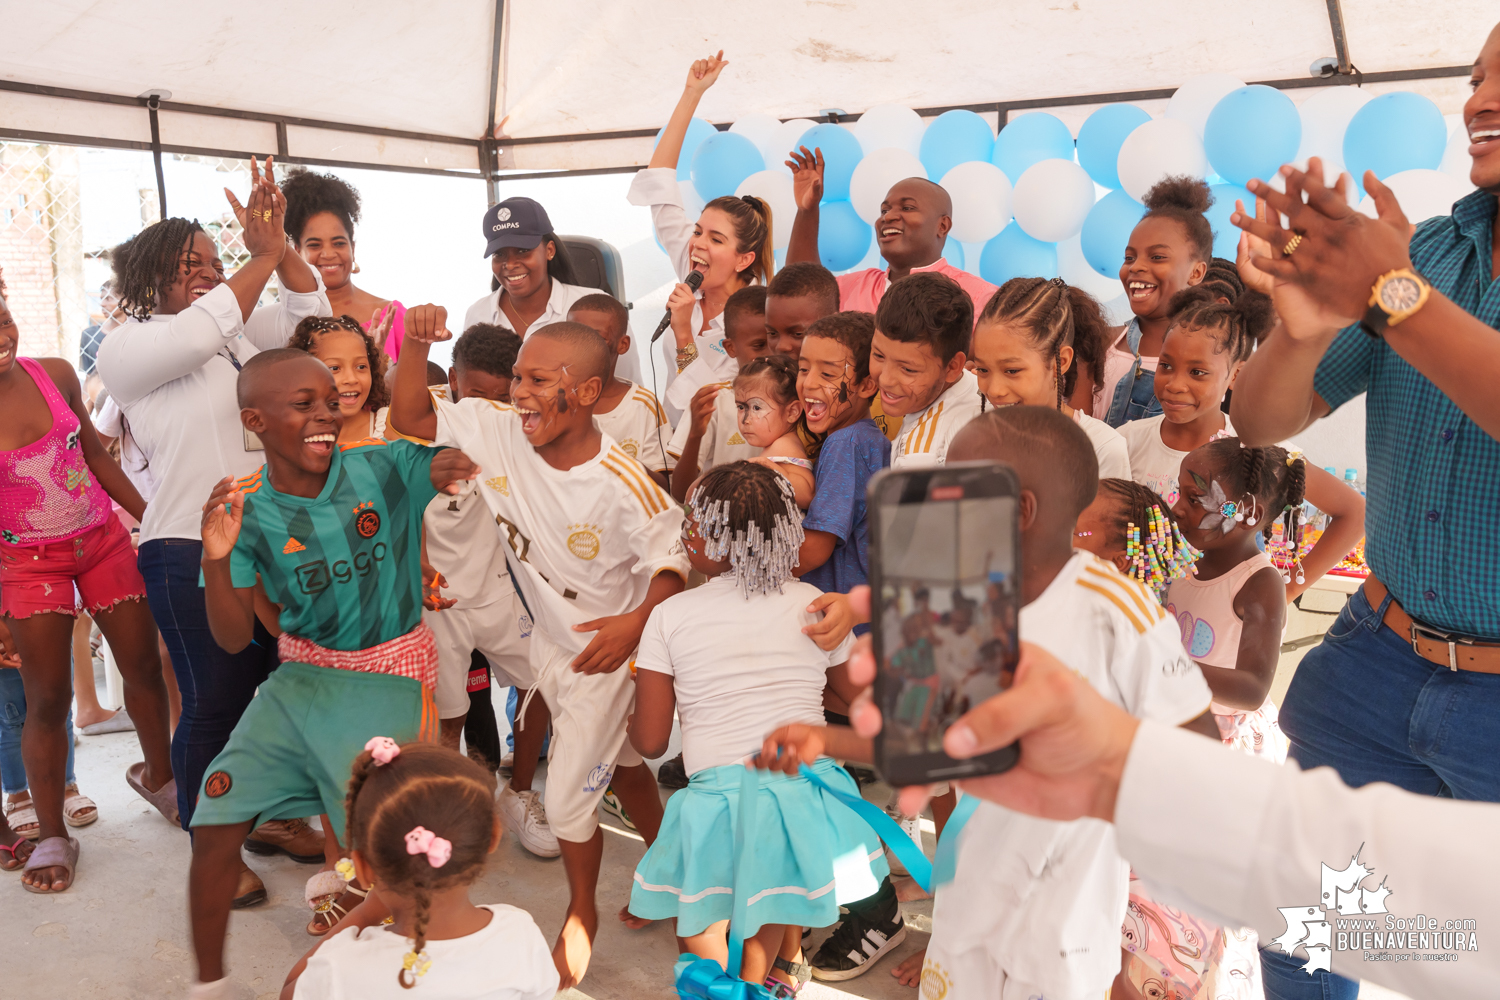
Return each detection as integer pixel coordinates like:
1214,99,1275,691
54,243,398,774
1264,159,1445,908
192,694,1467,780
1314,189,1500,638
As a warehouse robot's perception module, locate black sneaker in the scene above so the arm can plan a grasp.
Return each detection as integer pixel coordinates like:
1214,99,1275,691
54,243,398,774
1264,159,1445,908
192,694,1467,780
657,752,689,790
810,880,906,981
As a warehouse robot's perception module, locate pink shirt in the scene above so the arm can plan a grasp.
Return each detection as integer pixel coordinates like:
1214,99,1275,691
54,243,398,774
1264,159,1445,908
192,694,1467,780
836,258,997,323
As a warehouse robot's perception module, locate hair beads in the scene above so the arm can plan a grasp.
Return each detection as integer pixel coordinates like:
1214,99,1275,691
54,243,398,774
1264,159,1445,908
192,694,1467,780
1124,504,1199,591
688,463,805,598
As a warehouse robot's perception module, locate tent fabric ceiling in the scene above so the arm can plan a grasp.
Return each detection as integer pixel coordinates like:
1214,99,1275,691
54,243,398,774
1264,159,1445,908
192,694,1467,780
1,0,1491,174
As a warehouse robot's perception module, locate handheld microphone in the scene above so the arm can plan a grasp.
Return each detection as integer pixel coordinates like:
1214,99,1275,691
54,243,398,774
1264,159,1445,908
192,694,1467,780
651,269,704,343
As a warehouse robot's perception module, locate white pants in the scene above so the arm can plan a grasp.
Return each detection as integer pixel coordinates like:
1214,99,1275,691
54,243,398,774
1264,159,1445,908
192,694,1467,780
424,594,532,719
920,946,1103,1000
525,632,643,843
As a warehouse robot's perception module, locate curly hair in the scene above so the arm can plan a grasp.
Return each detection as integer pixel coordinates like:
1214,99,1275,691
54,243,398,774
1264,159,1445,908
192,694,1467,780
874,271,973,364
288,314,390,413
805,310,876,383
343,741,497,989
452,323,521,379
282,168,362,246
1141,176,1215,264
111,218,209,321
977,277,1111,409
1165,284,1274,367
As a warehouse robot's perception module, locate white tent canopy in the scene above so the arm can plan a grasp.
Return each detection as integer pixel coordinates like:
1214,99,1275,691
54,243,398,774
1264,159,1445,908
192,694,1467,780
1,0,1488,181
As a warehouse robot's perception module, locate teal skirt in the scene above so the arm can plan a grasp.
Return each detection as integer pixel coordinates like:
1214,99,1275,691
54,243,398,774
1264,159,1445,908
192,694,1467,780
629,757,889,937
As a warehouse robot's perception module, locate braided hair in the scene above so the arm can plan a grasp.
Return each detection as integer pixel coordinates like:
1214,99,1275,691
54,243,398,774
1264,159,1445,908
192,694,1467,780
1095,478,1199,591
343,741,497,989
287,315,391,412
1200,438,1309,581
111,218,209,321
1165,284,1274,367
977,276,1111,409
688,460,805,597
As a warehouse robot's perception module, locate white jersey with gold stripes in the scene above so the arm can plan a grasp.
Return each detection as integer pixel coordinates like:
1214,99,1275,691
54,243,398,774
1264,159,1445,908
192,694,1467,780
665,384,762,471
431,394,690,659
927,550,1211,997
890,368,983,469
594,380,674,473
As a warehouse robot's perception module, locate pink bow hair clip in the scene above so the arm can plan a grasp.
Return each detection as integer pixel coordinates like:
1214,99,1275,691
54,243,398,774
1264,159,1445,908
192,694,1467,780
404,826,453,868
365,736,400,765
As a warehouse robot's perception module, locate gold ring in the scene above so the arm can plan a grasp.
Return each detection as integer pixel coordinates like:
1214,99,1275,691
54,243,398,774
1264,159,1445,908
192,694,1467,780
261,210,273,222
1282,234,1303,257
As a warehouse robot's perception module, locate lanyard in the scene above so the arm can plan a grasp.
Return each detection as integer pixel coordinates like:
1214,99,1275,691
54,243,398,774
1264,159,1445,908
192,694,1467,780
219,345,242,371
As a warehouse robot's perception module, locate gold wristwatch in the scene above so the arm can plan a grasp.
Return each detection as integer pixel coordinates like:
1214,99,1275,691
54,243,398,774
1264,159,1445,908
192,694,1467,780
1361,268,1431,337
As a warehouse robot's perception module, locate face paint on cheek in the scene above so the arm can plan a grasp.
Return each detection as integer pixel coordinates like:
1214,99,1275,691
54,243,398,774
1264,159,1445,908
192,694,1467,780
838,380,848,404
556,387,568,413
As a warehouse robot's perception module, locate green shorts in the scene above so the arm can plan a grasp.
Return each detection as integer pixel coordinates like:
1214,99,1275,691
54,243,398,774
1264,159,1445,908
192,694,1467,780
189,661,430,843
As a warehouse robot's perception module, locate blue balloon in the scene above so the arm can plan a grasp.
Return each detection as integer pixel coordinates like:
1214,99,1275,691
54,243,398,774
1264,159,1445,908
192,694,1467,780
655,117,718,181
1077,105,1152,188
818,200,872,272
1203,85,1301,188
979,222,1058,285
1205,182,1253,259
691,132,765,201
919,110,994,182
1343,92,1446,195
795,122,864,202
991,112,1075,183
1080,189,1145,278
942,236,965,271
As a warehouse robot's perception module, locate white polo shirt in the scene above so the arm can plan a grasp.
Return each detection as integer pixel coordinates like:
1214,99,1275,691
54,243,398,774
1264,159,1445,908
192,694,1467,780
96,281,329,543
462,278,641,384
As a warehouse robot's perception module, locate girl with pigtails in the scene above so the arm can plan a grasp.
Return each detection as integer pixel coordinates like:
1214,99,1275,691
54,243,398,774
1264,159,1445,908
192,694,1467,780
281,739,557,999
624,461,886,997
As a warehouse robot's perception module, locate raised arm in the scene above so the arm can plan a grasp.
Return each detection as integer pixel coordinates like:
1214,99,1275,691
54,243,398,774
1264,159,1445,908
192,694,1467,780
388,304,451,442
226,157,329,350
785,147,825,266
647,52,728,171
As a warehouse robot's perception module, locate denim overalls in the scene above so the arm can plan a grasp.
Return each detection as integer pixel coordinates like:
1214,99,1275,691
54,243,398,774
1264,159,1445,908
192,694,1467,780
1103,317,1163,428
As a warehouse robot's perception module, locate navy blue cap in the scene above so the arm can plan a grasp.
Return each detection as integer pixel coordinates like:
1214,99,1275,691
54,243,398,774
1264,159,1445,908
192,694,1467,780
482,196,552,257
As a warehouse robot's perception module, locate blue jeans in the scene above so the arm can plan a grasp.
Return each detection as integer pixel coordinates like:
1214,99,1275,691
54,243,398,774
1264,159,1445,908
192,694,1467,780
0,666,75,796
1103,357,1163,427
1261,586,1500,999
138,538,278,828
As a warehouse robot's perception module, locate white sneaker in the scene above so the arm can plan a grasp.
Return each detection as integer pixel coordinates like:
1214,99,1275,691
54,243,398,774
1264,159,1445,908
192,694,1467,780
599,785,637,832
884,810,924,877
497,785,560,858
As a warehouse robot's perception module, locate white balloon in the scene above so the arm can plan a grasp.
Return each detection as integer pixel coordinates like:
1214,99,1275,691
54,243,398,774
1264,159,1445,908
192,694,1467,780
854,104,926,157
762,118,818,176
1117,118,1209,202
1164,73,1246,138
1295,86,1372,176
849,148,928,223
1057,234,1123,302
939,161,1013,244
735,170,797,250
1440,119,1475,182
1355,168,1472,223
1013,158,1096,242
730,114,783,156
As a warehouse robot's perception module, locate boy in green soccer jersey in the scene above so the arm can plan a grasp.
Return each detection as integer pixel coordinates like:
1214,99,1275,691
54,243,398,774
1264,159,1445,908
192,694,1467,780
187,349,478,997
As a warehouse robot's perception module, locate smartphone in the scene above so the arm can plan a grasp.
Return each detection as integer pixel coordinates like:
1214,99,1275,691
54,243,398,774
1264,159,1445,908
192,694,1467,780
869,462,1021,786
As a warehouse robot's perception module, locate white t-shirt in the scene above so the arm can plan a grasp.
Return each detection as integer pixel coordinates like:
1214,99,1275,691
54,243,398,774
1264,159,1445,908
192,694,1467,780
1075,409,1132,480
97,281,330,542
594,381,673,473
890,369,983,469
635,575,855,775
1119,413,1237,505
931,552,1211,996
92,393,157,501
666,383,762,473
431,394,690,658
423,482,513,611
292,904,557,1000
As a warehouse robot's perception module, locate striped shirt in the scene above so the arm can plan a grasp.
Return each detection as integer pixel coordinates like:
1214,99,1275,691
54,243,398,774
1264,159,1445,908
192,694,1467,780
891,369,984,469
1314,188,1500,637
227,438,437,651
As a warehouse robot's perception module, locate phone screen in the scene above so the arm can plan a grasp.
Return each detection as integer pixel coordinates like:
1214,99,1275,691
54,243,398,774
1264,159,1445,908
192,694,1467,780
871,464,1021,783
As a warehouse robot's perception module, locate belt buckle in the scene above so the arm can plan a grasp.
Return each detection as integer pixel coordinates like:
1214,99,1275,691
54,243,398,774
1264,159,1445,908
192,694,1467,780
1409,621,1471,671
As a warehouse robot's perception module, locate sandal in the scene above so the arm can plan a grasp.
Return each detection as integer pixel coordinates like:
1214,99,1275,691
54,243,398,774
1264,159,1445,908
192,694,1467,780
0,831,33,871
62,784,98,828
125,761,179,826
4,793,39,841
22,835,79,893
306,869,368,936
764,957,812,998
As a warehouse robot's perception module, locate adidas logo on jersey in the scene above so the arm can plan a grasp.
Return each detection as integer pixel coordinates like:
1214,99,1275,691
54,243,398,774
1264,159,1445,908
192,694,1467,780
283,537,306,554
726,431,746,445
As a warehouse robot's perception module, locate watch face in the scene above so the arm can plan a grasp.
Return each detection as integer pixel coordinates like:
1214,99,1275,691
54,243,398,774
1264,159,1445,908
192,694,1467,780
1380,276,1422,313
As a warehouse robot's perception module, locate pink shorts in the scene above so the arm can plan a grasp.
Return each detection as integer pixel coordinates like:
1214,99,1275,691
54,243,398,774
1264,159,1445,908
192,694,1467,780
0,517,145,619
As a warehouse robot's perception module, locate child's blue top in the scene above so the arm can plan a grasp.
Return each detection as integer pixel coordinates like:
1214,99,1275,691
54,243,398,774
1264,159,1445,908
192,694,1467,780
800,418,890,623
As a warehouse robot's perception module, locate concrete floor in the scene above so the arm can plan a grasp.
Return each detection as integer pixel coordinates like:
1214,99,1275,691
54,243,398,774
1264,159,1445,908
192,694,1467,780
4,679,931,1000
3,593,1407,1000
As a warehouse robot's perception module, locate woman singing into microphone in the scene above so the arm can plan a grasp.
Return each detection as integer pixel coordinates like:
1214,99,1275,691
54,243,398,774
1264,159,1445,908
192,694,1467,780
628,51,775,401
